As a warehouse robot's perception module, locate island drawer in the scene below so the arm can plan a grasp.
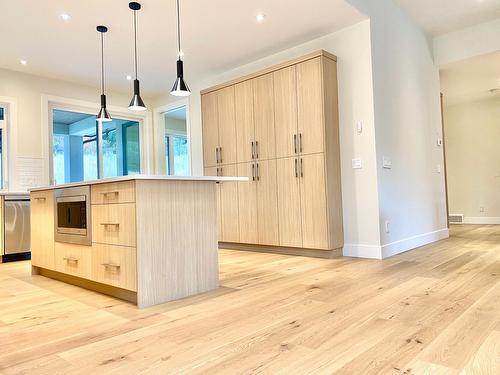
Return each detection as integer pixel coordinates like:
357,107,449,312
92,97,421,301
91,181,135,204
55,242,92,280
92,203,136,247
92,244,137,291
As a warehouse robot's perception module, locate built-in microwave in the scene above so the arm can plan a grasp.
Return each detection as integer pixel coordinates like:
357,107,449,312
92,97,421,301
54,186,91,246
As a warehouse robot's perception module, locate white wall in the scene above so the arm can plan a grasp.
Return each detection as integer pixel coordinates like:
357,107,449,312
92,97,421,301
0,68,153,191
444,96,500,224
153,20,383,254
346,0,448,257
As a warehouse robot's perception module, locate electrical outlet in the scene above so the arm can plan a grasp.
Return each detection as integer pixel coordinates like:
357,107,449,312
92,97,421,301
352,158,363,169
385,220,390,233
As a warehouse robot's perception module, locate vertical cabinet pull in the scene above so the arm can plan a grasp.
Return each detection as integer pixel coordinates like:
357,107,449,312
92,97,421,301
252,164,255,181
219,167,223,176
215,147,219,163
295,158,298,178
256,163,260,181
299,133,303,153
294,134,298,154
255,141,259,159
300,158,303,177
219,147,223,163
251,141,255,159
216,167,220,176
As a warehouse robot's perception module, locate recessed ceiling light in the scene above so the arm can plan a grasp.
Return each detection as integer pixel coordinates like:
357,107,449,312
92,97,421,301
60,13,71,21
20,60,27,65
126,75,132,81
256,13,266,23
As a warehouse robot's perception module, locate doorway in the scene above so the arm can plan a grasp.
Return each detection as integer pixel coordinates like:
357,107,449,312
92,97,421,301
164,106,189,176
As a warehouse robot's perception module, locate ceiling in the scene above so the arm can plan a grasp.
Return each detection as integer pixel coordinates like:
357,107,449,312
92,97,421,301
0,0,365,97
440,51,500,106
53,110,93,125
165,107,186,121
396,0,500,35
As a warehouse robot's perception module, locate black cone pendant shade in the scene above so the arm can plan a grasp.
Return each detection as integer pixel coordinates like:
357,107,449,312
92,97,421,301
170,0,191,97
96,25,112,122
128,2,147,111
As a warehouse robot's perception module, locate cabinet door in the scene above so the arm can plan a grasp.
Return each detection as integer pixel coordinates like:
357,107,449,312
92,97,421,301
256,159,279,246
297,57,324,155
201,91,219,168
274,66,298,159
276,157,302,248
217,86,237,165
204,167,222,241
30,191,55,270
219,164,239,242
92,244,137,291
92,203,136,247
235,81,255,163
237,162,258,244
253,73,276,160
299,153,329,249
54,242,92,279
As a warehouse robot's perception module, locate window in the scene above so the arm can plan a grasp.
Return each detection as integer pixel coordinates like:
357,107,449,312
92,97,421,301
164,106,189,176
0,106,7,189
52,109,140,185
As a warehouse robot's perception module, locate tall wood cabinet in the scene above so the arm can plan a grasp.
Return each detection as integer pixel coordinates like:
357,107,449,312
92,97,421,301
202,50,343,252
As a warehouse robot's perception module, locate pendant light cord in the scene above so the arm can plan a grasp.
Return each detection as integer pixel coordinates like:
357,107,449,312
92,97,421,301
133,10,138,79
100,32,105,95
176,0,181,57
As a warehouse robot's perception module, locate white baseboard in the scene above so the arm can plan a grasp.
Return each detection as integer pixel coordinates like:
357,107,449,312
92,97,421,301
381,228,449,259
463,217,500,225
343,228,449,260
343,244,384,260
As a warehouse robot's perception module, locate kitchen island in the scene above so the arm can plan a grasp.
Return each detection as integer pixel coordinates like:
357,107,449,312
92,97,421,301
30,175,246,308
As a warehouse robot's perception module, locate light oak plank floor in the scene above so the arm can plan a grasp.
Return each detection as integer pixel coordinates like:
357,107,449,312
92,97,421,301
0,225,499,374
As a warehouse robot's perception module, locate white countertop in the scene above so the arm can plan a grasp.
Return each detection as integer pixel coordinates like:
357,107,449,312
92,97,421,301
29,174,248,192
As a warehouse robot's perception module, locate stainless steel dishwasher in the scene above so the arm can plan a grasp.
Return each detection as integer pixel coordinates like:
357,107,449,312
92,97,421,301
2,195,31,262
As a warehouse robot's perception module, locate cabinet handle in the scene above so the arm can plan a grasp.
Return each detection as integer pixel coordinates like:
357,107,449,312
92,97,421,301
219,167,223,176
255,141,259,159
299,133,303,153
102,191,119,199
100,223,120,231
256,163,260,181
294,134,297,154
215,147,219,163
295,158,298,178
102,263,121,269
251,141,255,159
252,164,255,181
63,257,78,263
300,158,303,177
34,197,46,201
216,167,219,177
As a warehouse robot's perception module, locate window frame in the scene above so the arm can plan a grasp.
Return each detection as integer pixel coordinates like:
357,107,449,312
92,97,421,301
165,131,188,176
0,105,8,191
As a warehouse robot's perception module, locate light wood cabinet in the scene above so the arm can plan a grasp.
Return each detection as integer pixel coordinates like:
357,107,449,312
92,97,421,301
237,162,258,244
92,203,136,247
274,65,298,159
201,50,343,253
253,73,276,160
204,166,222,240
31,190,55,270
219,164,239,242
202,91,220,168
92,244,137,291
54,242,92,279
217,87,237,165
91,181,135,204
276,157,303,248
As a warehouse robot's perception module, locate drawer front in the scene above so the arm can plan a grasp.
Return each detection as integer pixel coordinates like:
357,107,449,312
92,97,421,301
91,181,135,204
92,203,136,247
92,244,137,291
54,242,92,279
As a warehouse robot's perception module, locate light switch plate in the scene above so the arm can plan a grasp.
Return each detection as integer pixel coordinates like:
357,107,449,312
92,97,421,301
352,158,363,169
382,156,392,169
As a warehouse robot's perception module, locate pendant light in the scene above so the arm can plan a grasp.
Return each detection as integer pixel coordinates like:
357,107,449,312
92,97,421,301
170,0,191,97
128,2,147,111
96,25,112,122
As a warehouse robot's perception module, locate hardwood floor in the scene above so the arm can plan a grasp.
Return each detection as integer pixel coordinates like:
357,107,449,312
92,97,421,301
0,225,499,374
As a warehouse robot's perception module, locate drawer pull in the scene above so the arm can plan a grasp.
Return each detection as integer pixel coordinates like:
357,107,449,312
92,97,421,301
34,197,46,201
101,263,121,269
63,257,79,263
102,191,119,198
101,223,120,230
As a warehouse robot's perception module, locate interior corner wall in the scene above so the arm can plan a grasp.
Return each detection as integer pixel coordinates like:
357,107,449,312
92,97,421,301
348,0,449,257
444,96,500,224
153,20,383,255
